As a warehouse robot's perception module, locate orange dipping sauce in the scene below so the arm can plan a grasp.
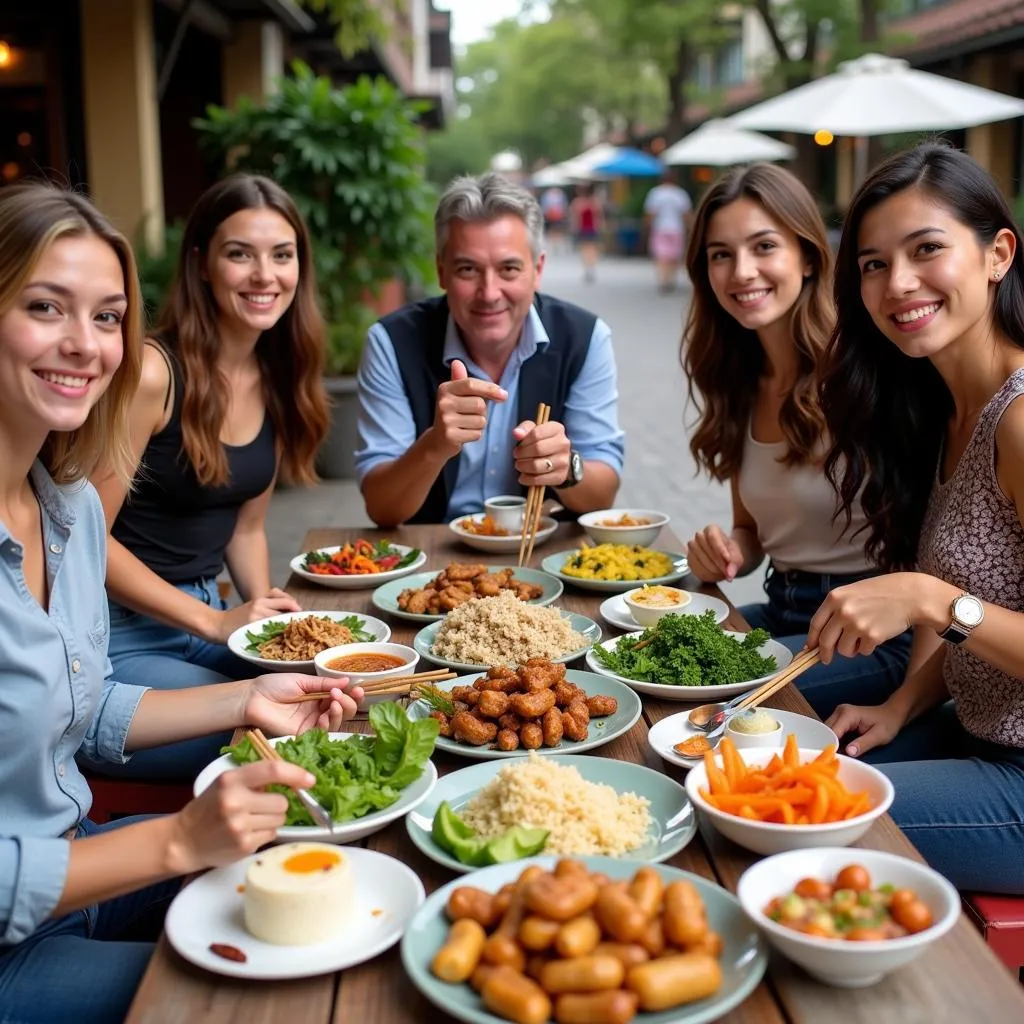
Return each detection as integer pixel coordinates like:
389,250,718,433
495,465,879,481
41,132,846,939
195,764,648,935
283,850,342,874
325,653,407,673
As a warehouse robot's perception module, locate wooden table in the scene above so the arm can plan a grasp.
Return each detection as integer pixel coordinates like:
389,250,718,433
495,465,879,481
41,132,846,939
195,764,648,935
127,524,1024,1024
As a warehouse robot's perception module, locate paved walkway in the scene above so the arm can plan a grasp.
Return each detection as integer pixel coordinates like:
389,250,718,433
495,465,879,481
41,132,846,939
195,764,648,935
265,252,766,607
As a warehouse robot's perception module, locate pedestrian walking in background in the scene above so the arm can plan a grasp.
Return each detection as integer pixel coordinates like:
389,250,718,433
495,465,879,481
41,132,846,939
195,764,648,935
569,183,603,283
644,170,692,293
539,185,569,254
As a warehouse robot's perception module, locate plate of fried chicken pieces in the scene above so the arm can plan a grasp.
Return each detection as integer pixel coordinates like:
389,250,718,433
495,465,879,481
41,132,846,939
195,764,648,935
406,661,642,759
371,564,563,623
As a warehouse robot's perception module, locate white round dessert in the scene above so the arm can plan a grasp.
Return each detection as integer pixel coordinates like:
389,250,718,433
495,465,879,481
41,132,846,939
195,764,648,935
244,842,354,946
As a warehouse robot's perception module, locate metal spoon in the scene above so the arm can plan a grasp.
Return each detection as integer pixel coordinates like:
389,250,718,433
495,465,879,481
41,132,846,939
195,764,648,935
687,690,751,731
672,718,728,761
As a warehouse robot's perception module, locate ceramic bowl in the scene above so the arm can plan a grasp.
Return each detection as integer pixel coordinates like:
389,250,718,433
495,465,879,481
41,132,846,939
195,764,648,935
725,709,786,749
577,508,669,547
483,495,527,533
314,642,419,707
685,747,894,855
737,847,960,987
622,584,693,627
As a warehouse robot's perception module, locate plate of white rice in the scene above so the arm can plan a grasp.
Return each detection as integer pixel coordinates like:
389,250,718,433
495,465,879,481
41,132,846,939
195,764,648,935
412,590,600,671
405,752,696,873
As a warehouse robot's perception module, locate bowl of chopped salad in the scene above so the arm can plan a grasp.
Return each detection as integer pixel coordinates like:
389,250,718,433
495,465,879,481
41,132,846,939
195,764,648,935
289,539,426,589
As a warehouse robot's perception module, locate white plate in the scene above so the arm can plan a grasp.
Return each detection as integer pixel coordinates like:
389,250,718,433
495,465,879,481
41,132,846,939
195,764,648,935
599,591,729,632
227,610,391,672
586,630,793,700
164,847,424,979
288,543,427,589
448,514,558,554
193,731,438,844
648,708,838,771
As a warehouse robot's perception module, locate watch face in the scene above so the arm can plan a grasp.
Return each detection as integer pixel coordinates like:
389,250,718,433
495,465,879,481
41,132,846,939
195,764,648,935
571,451,583,480
954,595,984,627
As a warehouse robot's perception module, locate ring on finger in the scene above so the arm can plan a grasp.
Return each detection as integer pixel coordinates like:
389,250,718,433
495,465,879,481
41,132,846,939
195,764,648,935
543,458,553,473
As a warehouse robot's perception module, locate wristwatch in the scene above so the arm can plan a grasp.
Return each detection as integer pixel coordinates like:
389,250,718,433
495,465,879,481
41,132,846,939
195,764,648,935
938,592,984,645
560,449,584,488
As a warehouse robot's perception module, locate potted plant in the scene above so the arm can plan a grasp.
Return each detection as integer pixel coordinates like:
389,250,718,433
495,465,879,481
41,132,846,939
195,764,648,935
193,62,437,478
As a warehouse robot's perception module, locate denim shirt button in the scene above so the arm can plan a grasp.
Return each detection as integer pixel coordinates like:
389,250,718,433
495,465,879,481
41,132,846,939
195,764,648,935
71,659,81,673
49,543,62,554
57,764,65,777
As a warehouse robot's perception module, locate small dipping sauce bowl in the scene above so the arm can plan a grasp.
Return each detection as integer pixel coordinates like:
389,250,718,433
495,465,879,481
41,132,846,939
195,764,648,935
484,495,527,533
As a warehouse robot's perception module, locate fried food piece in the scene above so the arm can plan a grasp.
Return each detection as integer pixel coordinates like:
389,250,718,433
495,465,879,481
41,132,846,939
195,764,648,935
553,682,586,706
498,711,525,732
511,688,557,719
488,666,519,681
429,710,452,737
586,695,618,718
562,709,589,743
520,722,544,749
451,685,480,706
475,674,520,694
542,706,564,747
496,728,521,752
567,697,591,727
452,711,499,746
399,589,434,614
439,586,475,611
477,690,511,718
520,662,559,693
474,573,506,597
515,581,544,599
446,563,489,582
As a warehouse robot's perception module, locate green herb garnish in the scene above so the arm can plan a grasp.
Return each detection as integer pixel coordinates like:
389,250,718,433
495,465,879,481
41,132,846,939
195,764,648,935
591,611,776,687
243,614,374,653
222,703,439,826
416,684,455,716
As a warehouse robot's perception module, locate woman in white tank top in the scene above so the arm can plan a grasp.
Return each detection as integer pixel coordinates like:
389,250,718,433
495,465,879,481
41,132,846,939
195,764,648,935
681,164,911,719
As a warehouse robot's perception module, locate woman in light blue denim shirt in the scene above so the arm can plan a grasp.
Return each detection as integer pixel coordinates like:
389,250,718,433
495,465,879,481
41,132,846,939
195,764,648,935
0,184,362,1024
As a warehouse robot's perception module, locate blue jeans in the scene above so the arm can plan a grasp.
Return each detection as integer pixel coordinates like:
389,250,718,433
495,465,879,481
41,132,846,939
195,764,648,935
97,578,243,780
862,702,1024,894
738,565,912,721
0,818,181,1024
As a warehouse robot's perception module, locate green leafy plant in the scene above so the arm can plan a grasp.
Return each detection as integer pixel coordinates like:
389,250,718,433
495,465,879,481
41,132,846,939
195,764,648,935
193,62,437,374
134,221,185,328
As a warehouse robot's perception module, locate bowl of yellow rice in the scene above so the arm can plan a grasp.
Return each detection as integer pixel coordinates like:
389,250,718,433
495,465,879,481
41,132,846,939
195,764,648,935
541,543,689,592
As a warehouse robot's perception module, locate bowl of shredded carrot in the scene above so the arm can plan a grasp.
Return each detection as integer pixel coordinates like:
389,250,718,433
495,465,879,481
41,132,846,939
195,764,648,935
289,540,426,589
684,735,893,855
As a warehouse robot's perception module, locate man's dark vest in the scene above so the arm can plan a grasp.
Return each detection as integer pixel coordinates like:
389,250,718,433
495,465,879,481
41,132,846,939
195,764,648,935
379,293,597,523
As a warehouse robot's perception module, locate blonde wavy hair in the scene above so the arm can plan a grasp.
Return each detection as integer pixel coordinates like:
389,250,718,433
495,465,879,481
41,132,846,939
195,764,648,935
0,183,143,484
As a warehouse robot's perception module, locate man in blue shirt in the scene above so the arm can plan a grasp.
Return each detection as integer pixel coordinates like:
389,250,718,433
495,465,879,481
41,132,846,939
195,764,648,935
355,172,625,525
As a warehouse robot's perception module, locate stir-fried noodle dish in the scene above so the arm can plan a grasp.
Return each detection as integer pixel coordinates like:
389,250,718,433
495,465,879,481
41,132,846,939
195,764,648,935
253,616,361,661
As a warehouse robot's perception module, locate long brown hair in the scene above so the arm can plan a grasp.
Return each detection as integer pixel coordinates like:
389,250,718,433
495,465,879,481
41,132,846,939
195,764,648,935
681,163,833,481
0,183,143,484
154,174,328,486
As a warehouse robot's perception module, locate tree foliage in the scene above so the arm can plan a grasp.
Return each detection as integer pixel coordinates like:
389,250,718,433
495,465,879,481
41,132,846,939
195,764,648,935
297,0,389,59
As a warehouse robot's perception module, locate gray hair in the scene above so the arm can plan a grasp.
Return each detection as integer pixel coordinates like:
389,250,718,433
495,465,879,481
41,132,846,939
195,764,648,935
435,172,545,261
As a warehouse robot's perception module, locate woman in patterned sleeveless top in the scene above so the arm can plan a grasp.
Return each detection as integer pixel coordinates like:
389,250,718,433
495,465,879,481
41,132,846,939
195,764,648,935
807,142,1024,893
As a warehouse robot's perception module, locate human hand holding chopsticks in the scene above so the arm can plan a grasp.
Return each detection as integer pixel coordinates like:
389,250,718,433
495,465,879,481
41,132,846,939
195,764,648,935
513,415,571,487
242,672,363,738
165,757,314,873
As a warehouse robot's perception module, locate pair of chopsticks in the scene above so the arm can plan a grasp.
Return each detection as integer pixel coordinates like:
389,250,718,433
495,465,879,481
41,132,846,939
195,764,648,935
282,668,456,703
517,401,551,568
734,648,821,714
246,727,335,831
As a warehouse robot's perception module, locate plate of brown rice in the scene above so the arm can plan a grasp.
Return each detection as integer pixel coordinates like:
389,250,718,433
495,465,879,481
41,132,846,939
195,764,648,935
405,752,695,873
412,591,600,671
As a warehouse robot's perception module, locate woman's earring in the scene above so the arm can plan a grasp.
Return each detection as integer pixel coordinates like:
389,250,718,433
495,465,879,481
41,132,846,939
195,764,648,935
994,271,1002,280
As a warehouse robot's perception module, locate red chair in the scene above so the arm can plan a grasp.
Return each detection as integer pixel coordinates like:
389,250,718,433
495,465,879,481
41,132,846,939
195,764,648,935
963,893,1024,980
84,770,193,824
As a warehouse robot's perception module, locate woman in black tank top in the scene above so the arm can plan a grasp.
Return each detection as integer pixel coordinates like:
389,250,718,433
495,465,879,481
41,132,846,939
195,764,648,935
90,176,329,766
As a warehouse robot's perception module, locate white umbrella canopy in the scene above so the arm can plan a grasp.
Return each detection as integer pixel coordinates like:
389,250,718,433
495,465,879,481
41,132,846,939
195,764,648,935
729,53,1024,136
558,143,619,180
662,119,795,166
530,163,577,187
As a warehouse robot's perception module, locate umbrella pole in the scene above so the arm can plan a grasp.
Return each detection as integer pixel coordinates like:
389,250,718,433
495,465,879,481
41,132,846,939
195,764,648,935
853,136,870,186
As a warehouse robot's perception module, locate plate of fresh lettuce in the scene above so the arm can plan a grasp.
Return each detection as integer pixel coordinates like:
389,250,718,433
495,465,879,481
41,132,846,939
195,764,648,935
193,702,439,844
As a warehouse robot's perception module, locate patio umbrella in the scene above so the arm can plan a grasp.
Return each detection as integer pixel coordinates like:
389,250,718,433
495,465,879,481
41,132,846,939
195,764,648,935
591,147,663,177
728,53,1024,136
530,163,577,188
558,143,620,180
662,119,795,166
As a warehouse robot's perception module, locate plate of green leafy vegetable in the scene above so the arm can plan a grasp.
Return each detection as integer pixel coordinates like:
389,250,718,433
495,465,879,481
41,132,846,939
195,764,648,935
226,610,391,672
289,539,426,590
405,754,696,874
194,703,439,844
585,611,793,700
